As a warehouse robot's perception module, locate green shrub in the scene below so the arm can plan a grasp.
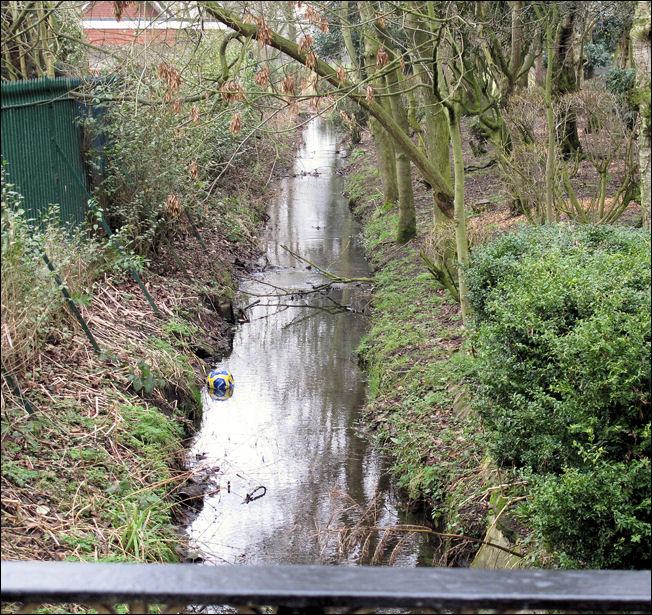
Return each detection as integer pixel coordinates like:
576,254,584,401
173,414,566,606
526,454,650,569
466,224,650,568
84,47,261,257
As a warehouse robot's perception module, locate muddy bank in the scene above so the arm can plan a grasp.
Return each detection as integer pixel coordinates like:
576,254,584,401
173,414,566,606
0,116,301,565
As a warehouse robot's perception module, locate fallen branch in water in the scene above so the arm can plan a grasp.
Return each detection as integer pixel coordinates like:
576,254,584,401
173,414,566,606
281,245,373,283
239,276,341,298
243,486,267,503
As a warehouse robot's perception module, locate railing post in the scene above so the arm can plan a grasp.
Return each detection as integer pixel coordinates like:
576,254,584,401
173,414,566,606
1,360,37,415
41,250,102,354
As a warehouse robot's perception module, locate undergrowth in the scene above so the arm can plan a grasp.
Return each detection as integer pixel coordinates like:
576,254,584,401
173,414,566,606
356,203,488,566
467,224,651,569
1,170,206,572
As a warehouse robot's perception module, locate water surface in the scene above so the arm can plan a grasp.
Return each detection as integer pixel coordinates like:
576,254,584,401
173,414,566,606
187,118,433,567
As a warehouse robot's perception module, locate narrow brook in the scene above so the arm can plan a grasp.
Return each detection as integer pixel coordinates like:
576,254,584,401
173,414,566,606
186,118,434,567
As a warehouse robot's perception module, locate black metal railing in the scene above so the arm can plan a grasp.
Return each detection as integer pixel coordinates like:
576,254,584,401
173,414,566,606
2,561,650,614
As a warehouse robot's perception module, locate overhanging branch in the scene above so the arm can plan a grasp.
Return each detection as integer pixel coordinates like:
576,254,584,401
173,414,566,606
203,2,455,219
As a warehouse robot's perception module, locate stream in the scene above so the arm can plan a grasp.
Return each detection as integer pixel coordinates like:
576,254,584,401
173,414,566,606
186,117,434,568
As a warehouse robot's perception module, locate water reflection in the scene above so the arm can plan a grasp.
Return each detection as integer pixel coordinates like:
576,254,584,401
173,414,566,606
187,118,433,567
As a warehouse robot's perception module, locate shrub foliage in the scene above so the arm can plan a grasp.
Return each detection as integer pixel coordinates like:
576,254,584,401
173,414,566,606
466,224,651,568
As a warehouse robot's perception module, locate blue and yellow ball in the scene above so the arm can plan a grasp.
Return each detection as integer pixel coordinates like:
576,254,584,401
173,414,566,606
207,385,234,402
206,369,234,394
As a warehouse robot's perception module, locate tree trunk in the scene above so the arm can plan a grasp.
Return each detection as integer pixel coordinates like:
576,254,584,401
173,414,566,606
359,1,415,242
545,19,561,224
386,70,417,243
406,1,452,224
510,1,529,89
359,5,399,208
632,1,651,231
282,2,296,44
370,118,399,207
552,4,582,158
534,51,546,88
339,1,360,79
447,102,472,322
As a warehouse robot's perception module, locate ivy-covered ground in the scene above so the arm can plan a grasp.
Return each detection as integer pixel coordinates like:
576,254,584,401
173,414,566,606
344,128,496,567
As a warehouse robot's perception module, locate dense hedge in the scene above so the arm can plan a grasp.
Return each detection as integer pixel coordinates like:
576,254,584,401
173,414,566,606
466,224,650,568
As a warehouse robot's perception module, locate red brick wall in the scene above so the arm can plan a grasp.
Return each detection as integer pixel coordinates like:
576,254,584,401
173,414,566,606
84,1,159,20
83,1,177,46
85,28,177,46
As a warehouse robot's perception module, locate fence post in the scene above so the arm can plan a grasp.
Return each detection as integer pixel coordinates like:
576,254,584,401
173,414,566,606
1,360,37,415
41,250,102,354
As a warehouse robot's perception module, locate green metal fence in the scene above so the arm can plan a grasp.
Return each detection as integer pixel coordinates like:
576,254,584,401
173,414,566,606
1,77,90,228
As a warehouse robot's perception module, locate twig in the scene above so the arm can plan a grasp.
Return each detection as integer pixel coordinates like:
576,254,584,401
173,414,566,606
280,245,373,283
324,524,525,559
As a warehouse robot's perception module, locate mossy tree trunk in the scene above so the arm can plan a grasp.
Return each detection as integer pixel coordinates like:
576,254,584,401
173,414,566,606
406,1,452,225
545,16,562,224
446,101,472,323
632,0,651,231
359,0,416,243
387,68,417,243
551,3,583,158
359,3,399,210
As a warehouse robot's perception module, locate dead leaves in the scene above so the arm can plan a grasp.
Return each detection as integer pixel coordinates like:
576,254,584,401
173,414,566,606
220,81,246,103
282,75,295,96
283,74,298,113
302,4,329,32
298,34,314,54
158,62,181,93
158,61,184,113
298,34,318,70
165,194,181,216
112,1,133,22
189,161,199,180
340,111,354,127
254,65,270,88
305,51,318,70
256,16,272,47
230,113,242,136
376,48,389,68
189,105,200,125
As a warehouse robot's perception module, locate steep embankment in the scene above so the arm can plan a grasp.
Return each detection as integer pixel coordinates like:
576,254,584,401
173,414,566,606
0,121,299,564
342,128,527,567
342,123,649,571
